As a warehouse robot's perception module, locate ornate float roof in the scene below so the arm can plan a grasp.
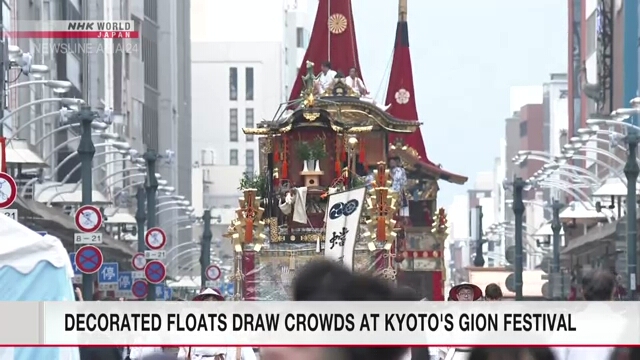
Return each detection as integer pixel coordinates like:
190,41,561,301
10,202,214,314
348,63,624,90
389,143,468,185
243,83,421,135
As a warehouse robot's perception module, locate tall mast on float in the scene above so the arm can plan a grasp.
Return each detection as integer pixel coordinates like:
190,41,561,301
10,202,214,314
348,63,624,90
385,0,432,164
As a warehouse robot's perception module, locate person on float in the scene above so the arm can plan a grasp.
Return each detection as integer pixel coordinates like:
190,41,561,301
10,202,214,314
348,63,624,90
448,283,483,301
315,61,336,94
345,67,368,96
177,288,257,360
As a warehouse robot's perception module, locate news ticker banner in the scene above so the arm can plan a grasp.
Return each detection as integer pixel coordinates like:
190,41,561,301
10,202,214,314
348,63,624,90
1,301,638,346
7,21,138,39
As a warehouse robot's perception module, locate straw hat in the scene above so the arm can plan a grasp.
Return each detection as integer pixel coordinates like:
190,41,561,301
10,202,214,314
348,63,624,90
192,288,225,301
448,283,483,301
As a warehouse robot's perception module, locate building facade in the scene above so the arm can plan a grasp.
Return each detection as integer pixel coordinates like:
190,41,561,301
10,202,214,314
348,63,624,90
190,0,311,210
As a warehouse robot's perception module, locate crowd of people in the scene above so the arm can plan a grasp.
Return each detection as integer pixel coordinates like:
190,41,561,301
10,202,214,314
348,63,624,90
77,261,635,360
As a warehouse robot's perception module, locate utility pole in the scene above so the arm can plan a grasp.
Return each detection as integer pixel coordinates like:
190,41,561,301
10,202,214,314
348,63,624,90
511,177,527,301
144,150,159,301
472,206,485,267
135,186,147,297
550,199,563,300
0,7,5,138
200,210,212,290
624,132,639,300
73,106,100,301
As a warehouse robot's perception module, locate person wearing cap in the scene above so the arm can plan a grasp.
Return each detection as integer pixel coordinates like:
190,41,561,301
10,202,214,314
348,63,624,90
448,283,483,301
177,288,257,360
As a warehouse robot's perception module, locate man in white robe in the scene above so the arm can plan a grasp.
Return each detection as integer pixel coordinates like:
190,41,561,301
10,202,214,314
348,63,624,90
316,61,336,94
345,67,367,96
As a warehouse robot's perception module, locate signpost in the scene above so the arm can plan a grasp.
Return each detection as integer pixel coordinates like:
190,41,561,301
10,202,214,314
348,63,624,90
144,260,166,284
1,208,17,220
116,271,133,299
74,232,103,244
98,262,119,290
75,245,103,274
205,264,221,281
131,279,148,299
75,205,103,233
132,253,147,270
0,172,18,209
69,252,82,284
144,250,166,260
145,227,167,250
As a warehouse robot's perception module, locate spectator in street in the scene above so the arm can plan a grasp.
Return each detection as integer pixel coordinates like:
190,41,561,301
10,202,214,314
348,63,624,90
260,259,416,360
484,283,503,301
468,348,556,360
552,269,620,360
177,288,256,360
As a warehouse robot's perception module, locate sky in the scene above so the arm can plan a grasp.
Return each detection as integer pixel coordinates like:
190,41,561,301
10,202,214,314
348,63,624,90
345,0,568,206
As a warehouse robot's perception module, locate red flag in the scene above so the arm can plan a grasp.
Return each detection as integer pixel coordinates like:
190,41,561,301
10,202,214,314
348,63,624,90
385,13,433,165
288,0,363,103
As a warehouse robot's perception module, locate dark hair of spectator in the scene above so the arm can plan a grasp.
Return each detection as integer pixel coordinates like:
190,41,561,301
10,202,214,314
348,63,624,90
581,269,615,301
292,260,413,360
322,61,332,69
468,347,557,360
484,283,503,300
395,286,421,301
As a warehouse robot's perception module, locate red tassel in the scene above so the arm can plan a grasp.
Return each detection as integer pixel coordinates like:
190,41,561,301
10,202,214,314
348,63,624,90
335,159,341,174
274,140,280,162
282,161,288,179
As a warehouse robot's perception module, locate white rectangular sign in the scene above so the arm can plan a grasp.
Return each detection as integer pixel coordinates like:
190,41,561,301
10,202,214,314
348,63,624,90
145,250,166,260
131,271,145,279
98,283,117,291
74,232,103,244
324,187,366,271
205,280,216,288
115,291,134,299
1,209,17,221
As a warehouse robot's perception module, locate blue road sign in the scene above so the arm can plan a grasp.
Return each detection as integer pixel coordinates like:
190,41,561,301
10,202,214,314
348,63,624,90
75,245,103,274
131,280,148,299
98,262,119,285
69,253,81,275
155,283,165,301
118,272,133,291
36,231,47,236
164,286,173,300
225,282,234,296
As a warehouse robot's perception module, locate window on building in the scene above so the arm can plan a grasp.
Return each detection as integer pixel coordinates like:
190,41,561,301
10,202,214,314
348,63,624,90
586,12,597,55
230,149,239,165
245,68,254,101
296,27,305,48
519,121,527,137
229,109,238,142
246,149,255,175
246,108,254,142
229,67,238,101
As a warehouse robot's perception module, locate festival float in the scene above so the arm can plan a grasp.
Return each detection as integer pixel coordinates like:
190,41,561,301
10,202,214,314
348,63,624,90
225,0,467,301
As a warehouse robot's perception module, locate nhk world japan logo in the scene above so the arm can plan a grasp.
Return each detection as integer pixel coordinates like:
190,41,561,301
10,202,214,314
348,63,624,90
9,21,138,39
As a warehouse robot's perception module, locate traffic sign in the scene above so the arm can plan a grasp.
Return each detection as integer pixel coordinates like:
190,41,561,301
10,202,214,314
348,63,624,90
74,232,103,244
118,272,133,291
98,262,119,290
205,264,221,281
132,270,145,279
144,250,166,260
155,284,166,301
145,227,167,250
505,273,516,293
164,286,173,300
1,208,17,220
132,253,147,270
75,205,103,233
505,246,516,265
0,172,17,208
225,282,234,296
205,280,216,288
131,279,148,299
75,245,103,274
69,252,82,284
35,231,47,236
144,260,166,284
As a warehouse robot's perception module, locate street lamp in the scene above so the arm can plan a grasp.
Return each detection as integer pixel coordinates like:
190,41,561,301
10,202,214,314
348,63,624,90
503,176,529,300
0,98,84,137
6,110,67,145
8,79,72,93
201,210,213,289
157,206,193,216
